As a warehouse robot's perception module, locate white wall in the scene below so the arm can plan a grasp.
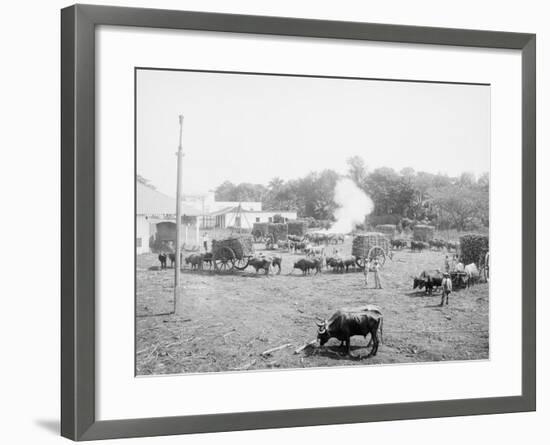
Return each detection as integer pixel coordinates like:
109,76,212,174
136,215,151,254
0,1,547,445
225,211,299,228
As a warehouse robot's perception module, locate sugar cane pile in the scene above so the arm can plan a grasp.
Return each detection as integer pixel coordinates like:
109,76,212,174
352,232,390,258
211,235,254,258
413,225,435,242
252,222,268,237
458,234,489,266
287,220,308,237
375,224,397,240
268,223,288,243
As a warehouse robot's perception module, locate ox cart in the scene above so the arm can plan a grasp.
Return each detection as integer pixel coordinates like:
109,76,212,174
251,222,270,243
251,222,288,246
211,236,254,272
352,232,392,269
449,271,468,289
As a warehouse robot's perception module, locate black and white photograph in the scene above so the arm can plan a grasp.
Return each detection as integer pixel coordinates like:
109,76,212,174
135,68,490,375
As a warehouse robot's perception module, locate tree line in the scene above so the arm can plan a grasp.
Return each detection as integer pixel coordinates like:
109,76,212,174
214,156,489,231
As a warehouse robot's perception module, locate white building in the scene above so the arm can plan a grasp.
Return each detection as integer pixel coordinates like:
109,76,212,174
211,206,298,230
136,182,201,254
137,184,298,250
181,192,262,228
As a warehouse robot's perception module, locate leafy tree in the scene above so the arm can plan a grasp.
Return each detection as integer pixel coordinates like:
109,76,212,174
211,154,489,231
346,156,368,188
214,181,267,202
432,185,488,231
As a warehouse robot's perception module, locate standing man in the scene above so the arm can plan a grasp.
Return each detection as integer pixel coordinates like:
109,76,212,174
363,259,370,286
373,259,382,289
202,232,209,252
441,272,452,306
444,255,451,273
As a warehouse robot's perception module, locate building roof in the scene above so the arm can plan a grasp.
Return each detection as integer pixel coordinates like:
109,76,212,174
209,206,298,216
137,182,201,216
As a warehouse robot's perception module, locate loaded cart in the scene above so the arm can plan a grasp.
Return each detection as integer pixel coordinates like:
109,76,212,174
251,222,269,242
211,235,254,272
352,232,392,269
251,222,289,245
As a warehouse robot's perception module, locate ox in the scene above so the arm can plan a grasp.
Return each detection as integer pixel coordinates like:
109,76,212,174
429,239,446,250
411,240,429,252
168,252,183,268
446,241,458,251
185,253,203,270
342,256,357,272
463,263,480,287
288,234,304,243
289,241,307,253
158,253,167,269
248,257,272,275
270,255,282,274
305,244,325,257
391,239,408,249
316,309,383,356
326,257,344,273
293,258,317,275
202,252,213,269
413,270,443,295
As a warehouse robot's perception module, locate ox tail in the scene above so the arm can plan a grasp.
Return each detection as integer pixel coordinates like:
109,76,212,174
379,317,384,344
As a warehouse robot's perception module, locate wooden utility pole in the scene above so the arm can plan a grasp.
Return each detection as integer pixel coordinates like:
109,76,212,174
174,115,184,314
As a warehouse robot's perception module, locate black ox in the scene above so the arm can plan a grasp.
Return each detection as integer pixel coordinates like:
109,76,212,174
316,308,383,356
293,258,322,275
413,270,443,295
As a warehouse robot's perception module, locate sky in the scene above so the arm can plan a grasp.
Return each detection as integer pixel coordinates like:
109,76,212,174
136,69,490,197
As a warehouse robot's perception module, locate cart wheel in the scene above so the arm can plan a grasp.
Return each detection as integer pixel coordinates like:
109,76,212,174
355,257,368,269
213,247,235,272
233,256,250,271
368,246,386,266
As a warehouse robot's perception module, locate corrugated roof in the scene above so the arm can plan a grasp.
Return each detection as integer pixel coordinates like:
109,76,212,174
137,182,201,216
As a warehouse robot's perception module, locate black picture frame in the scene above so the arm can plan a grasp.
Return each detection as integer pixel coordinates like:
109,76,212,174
61,4,536,441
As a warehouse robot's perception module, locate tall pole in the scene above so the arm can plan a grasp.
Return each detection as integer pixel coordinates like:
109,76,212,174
174,115,184,313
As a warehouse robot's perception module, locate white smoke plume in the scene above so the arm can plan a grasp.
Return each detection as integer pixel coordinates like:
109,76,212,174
329,178,374,234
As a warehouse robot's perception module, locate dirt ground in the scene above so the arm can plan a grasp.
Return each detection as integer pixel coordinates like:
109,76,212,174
136,239,489,375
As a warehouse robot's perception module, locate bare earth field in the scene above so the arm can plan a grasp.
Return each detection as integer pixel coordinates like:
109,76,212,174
136,239,489,375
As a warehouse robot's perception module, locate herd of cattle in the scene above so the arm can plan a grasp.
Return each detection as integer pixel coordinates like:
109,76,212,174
154,234,484,358
392,238,458,252
413,262,481,295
